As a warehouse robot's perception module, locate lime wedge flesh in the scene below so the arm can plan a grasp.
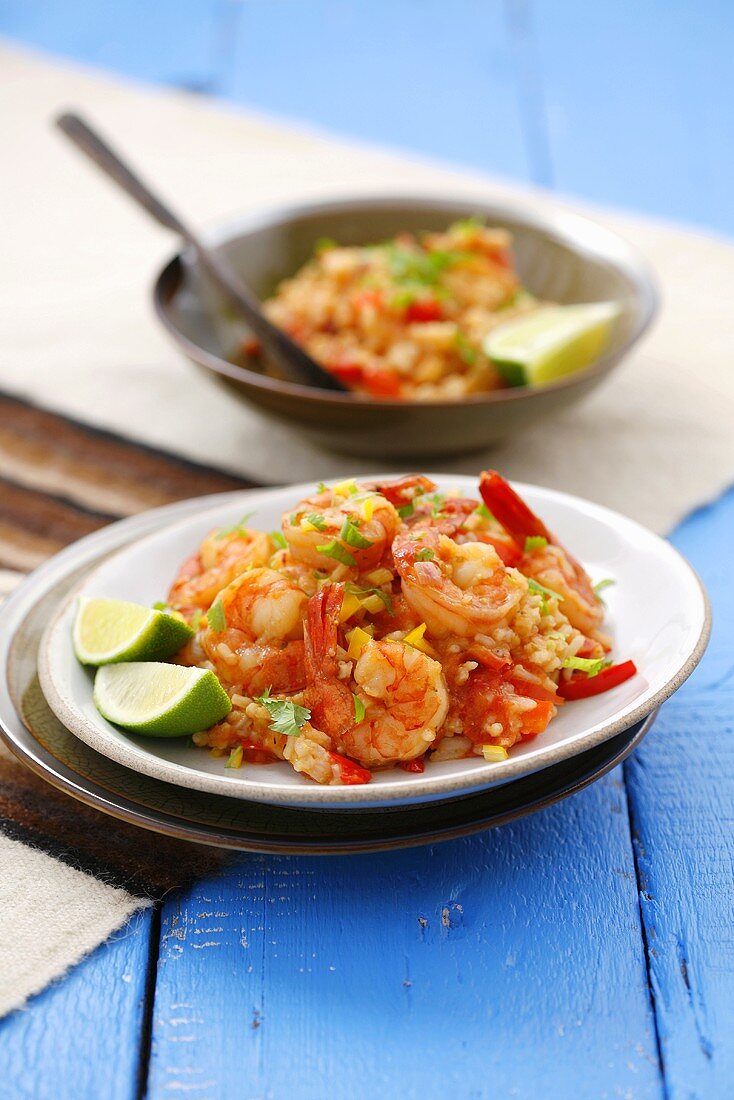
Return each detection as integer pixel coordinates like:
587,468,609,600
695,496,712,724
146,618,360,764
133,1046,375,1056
73,597,194,666
485,301,622,387
93,662,232,737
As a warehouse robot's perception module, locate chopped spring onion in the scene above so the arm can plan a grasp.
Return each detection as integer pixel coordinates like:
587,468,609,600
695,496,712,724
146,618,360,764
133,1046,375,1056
316,482,328,494
416,548,435,562
302,512,328,532
345,582,393,616
475,502,494,521
214,512,255,540
593,577,616,604
481,744,508,762
340,516,373,549
207,596,227,633
455,330,478,366
353,694,366,723
270,530,287,550
256,688,311,737
225,745,244,769
316,540,357,567
398,501,415,519
524,536,548,552
562,656,610,678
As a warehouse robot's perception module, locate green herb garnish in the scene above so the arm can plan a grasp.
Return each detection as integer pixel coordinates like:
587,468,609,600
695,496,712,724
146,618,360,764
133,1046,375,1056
316,540,357,567
152,601,168,611
190,608,202,631
340,516,373,549
345,581,394,615
314,238,337,256
398,501,415,519
593,578,616,604
316,482,328,494
270,531,287,550
416,548,435,562
353,694,366,723
256,688,311,737
527,578,563,614
562,656,611,678
455,330,478,366
524,536,548,552
214,512,254,540
475,502,494,521
207,596,227,633
305,512,328,532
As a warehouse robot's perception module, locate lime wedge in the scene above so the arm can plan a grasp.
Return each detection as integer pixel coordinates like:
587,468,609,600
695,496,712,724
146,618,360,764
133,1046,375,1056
73,597,194,666
485,301,621,387
93,662,231,737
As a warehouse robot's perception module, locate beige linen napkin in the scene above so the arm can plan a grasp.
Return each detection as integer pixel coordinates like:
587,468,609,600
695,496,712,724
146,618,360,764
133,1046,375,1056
2,45,734,533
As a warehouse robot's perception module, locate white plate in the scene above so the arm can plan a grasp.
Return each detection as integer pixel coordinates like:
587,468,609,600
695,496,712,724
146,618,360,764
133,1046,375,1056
39,475,710,808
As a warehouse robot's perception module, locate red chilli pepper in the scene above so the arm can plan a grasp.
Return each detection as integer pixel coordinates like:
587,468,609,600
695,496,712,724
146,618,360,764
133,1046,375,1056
330,752,372,785
404,298,443,323
558,660,638,701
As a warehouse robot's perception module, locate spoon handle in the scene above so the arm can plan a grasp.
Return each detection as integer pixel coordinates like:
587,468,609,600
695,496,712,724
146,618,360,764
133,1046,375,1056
55,112,347,392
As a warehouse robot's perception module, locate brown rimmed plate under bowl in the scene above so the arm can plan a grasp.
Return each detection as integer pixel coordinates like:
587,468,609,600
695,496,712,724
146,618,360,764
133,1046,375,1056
3,552,656,853
153,194,658,459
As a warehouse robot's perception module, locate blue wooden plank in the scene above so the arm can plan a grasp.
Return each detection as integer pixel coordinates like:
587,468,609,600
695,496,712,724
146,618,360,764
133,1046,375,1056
146,774,661,1099
0,0,220,92
0,1,532,185
529,0,734,235
1,907,153,1100
623,488,734,1098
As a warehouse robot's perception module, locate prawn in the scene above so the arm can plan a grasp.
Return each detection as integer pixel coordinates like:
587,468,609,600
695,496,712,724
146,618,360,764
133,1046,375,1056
200,567,307,695
479,470,607,642
283,481,400,573
393,527,525,638
168,526,272,618
303,582,448,768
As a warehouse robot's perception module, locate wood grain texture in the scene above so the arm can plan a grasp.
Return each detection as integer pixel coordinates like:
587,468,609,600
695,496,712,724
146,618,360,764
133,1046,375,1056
624,489,734,1099
145,775,662,1099
0,909,154,1100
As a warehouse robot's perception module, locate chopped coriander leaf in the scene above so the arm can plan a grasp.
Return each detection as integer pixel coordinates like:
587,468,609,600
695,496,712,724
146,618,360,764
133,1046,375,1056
305,512,328,531
256,688,311,737
215,512,254,540
270,530,287,550
316,540,357,567
207,596,227,633
353,694,366,723
398,501,415,519
340,516,373,549
416,548,435,562
386,245,464,287
314,237,337,256
345,581,394,615
475,502,494,521
455,330,478,366
524,536,548,552
562,656,611,678
317,481,328,494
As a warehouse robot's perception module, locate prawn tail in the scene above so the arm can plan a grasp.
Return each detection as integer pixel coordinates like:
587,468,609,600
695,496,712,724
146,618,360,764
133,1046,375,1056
479,470,549,544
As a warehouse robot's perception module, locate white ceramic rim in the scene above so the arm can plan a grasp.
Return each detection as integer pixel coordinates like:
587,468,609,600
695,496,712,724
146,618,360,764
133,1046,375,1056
38,476,711,807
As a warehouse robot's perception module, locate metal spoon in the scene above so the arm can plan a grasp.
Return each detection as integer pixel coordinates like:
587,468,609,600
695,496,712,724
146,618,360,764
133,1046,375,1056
55,111,347,392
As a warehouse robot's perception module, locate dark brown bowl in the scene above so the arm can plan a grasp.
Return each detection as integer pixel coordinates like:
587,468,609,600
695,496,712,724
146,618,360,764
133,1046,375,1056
153,195,658,458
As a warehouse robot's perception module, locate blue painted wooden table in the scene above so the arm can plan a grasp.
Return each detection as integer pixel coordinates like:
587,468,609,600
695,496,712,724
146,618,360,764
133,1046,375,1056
1,4,732,1097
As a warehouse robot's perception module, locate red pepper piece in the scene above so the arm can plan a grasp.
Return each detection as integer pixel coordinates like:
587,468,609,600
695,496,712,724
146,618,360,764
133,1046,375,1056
404,298,443,323
329,752,372,785
558,660,638,701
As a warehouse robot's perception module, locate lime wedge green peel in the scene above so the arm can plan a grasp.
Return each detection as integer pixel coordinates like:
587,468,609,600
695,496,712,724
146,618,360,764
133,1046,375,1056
73,597,194,666
93,663,232,737
484,301,622,387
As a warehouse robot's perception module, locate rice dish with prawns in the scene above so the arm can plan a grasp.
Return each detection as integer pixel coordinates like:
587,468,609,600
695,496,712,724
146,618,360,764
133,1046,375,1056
165,472,637,786
255,219,541,399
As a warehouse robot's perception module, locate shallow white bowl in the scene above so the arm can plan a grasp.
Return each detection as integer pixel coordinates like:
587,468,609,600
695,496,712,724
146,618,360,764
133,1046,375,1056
39,476,710,808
